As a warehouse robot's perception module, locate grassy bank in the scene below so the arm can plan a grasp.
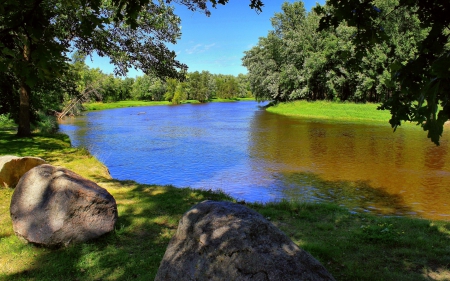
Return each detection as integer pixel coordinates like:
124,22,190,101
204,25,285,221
84,100,171,111
266,100,421,127
84,98,255,111
1,129,450,280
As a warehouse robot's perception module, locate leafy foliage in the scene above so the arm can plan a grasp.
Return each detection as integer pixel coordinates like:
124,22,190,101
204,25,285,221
243,0,448,144
315,0,450,144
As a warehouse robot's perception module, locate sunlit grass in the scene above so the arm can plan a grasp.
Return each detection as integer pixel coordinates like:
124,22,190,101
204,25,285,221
267,100,421,128
1,129,449,280
83,100,171,111
83,98,255,111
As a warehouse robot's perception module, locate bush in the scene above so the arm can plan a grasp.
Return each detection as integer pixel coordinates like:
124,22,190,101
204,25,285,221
32,111,59,134
0,113,16,127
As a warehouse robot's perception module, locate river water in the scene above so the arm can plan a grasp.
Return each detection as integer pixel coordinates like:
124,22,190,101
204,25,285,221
59,101,450,220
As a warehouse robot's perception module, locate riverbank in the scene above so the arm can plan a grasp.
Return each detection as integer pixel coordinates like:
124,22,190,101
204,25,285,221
84,98,255,111
267,100,421,128
1,129,449,280
84,99,423,130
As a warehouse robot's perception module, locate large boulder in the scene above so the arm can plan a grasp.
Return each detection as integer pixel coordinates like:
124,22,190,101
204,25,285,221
10,164,118,247
0,155,46,188
155,200,335,281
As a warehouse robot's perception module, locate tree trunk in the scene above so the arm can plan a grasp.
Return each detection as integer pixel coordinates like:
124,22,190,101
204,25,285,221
17,42,32,137
17,80,32,137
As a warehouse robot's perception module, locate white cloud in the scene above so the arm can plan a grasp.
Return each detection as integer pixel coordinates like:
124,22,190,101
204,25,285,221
185,43,217,55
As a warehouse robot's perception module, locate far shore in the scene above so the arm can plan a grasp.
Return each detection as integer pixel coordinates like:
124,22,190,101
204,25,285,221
82,99,423,130
82,97,256,111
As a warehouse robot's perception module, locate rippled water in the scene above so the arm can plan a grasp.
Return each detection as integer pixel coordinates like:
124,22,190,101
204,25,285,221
59,101,450,220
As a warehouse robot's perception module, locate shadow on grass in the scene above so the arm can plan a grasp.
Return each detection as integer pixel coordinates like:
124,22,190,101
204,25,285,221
2,178,450,281
2,181,233,281
252,200,450,281
0,131,71,158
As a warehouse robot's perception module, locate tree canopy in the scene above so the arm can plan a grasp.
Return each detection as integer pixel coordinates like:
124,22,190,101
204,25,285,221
315,0,450,145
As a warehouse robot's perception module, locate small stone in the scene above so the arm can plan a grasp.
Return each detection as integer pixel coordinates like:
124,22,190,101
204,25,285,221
0,155,46,188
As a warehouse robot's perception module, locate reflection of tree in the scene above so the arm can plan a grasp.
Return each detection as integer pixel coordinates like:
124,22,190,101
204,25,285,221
275,172,413,217
308,124,327,161
424,142,448,171
248,111,312,168
248,110,450,220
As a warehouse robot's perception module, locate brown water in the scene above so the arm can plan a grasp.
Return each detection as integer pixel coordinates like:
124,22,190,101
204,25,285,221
59,101,450,220
249,111,450,220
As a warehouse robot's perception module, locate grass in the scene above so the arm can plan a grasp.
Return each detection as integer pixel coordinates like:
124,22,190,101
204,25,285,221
1,128,450,280
83,98,255,111
83,100,171,111
267,100,421,128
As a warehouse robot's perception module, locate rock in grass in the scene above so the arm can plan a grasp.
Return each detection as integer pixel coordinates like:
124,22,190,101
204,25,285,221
155,200,335,281
10,164,117,247
0,155,46,188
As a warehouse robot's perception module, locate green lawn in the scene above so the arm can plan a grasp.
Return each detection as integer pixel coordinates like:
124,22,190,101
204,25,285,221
83,100,171,111
266,100,420,127
83,98,255,111
1,127,449,280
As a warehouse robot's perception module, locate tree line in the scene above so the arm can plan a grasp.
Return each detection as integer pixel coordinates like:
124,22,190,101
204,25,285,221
0,52,252,126
242,1,427,104
72,56,252,104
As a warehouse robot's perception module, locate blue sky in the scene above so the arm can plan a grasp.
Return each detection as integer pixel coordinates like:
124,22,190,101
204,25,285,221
85,0,325,78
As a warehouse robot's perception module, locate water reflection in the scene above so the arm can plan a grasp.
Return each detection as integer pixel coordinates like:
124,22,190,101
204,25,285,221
273,172,413,216
248,111,450,220
60,102,450,220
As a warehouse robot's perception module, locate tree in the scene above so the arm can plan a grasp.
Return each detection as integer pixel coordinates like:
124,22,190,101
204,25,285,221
131,74,166,101
172,83,188,104
1,0,264,137
187,71,210,102
316,0,450,144
164,78,179,102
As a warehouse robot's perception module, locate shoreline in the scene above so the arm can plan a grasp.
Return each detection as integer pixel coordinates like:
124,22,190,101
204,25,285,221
82,98,256,111
81,99,424,131
265,100,424,129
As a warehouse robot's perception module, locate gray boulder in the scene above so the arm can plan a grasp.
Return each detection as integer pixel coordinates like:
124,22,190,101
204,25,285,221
155,200,335,281
0,155,46,188
10,164,117,247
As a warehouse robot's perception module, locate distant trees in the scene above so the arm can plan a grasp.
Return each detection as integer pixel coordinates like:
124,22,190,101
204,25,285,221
67,59,253,106
163,71,252,104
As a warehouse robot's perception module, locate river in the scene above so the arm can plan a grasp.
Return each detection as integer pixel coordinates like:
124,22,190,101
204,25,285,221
59,101,450,220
